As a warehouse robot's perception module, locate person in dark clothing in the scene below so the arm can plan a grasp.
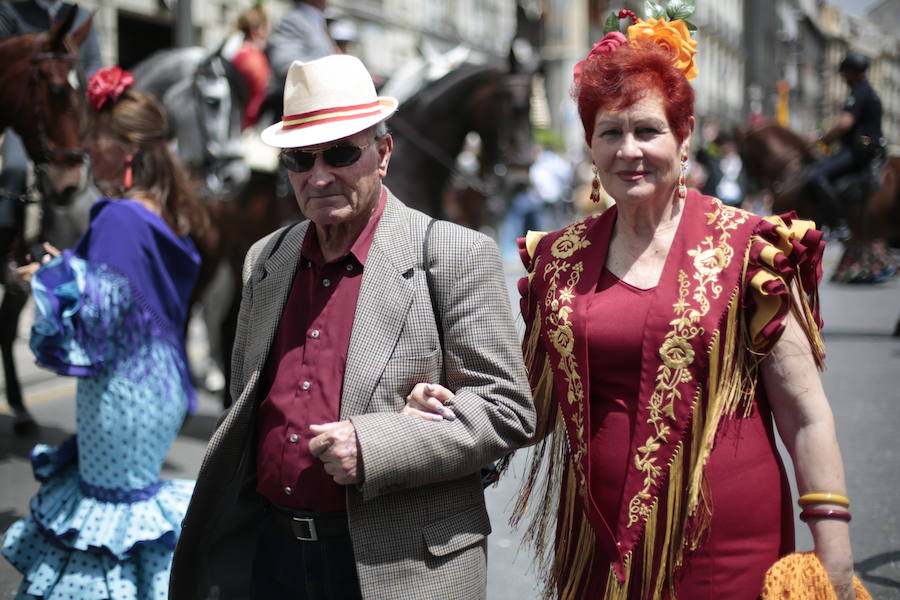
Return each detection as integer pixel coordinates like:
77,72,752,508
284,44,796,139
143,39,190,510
807,52,883,236
0,0,101,433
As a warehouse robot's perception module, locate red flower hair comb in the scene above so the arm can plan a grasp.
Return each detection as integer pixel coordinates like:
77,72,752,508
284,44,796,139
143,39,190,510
87,66,136,111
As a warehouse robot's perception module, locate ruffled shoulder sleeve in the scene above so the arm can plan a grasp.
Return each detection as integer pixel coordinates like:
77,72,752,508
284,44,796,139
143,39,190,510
744,213,825,362
29,250,137,376
516,230,550,320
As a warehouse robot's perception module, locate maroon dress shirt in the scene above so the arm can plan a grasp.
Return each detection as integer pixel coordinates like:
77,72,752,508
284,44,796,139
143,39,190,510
256,190,386,511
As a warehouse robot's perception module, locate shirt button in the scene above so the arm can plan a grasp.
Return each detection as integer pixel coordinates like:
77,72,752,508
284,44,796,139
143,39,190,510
284,486,293,496
289,433,299,443
345,263,354,271
322,278,331,287
310,329,320,339
301,381,311,390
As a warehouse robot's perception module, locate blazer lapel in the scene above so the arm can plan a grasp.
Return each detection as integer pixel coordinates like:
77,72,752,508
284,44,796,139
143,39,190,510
244,221,309,385
340,192,416,418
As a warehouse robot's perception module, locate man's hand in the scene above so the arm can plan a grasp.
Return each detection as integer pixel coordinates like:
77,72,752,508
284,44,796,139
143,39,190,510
402,383,456,422
309,420,360,485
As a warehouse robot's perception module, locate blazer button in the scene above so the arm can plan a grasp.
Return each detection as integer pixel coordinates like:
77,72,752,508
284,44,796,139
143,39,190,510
284,486,293,496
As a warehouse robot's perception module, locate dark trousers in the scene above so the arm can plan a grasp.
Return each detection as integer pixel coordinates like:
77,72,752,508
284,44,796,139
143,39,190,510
251,510,363,600
806,148,861,227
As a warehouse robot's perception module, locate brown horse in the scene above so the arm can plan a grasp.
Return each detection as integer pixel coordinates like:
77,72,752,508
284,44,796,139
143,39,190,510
740,122,898,284
0,8,93,433
0,8,92,204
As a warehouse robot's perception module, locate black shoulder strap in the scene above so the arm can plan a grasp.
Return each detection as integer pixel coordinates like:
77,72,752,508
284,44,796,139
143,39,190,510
422,218,444,342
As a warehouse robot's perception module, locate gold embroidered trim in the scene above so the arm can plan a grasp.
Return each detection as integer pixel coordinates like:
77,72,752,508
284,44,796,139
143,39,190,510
626,201,749,529
541,219,593,494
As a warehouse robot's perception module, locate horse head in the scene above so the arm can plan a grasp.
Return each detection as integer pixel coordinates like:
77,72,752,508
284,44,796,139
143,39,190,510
0,6,91,203
383,45,537,224
132,45,249,200
478,40,539,186
740,122,816,213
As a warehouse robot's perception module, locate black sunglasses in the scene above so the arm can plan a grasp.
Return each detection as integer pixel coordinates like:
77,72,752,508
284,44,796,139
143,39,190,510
279,142,373,173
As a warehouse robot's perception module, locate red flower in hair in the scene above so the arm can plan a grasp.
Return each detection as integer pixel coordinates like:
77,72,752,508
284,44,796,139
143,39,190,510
87,66,135,110
573,32,627,85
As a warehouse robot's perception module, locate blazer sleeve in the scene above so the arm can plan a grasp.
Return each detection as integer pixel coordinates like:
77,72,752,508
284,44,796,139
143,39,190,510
351,230,536,500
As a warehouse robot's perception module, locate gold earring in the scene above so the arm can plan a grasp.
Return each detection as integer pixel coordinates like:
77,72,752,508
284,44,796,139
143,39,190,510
590,164,601,203
677,153,688,200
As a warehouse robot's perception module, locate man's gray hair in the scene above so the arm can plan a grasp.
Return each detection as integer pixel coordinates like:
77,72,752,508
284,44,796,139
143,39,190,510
373,120,389,138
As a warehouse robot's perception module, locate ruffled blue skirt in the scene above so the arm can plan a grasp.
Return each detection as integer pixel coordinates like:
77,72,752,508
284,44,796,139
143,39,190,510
3,442,193,600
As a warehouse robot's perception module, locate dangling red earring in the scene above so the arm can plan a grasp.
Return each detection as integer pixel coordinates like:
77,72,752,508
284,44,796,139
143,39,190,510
677,152,688,200
123,154,134,191
590,164,601,203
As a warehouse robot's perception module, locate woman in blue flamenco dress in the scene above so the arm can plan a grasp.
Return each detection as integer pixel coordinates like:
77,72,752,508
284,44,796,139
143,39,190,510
2,66,207,599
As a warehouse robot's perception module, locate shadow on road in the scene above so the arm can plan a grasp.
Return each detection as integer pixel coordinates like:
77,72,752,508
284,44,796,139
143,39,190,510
178,412,219,443
0,415,71,462
822,330,900,340
855,551,900,591
0,509,22,532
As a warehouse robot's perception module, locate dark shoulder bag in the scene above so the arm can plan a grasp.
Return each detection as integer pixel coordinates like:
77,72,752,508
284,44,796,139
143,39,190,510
423,219,501,489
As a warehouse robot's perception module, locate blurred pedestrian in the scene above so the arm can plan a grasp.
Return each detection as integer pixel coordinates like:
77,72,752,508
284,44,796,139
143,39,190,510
265,0,337,118
232,5,271,130
169,54,534,600
1,66,204,599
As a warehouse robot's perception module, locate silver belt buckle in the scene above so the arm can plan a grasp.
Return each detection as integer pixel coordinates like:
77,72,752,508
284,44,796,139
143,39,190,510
291,516,318,541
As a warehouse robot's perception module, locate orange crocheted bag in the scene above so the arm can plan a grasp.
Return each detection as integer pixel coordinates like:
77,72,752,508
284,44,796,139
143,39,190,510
762,552,871,599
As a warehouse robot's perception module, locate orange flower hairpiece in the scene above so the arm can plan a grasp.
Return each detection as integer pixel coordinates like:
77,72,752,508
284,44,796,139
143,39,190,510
575,1,699,83
87,66,135,111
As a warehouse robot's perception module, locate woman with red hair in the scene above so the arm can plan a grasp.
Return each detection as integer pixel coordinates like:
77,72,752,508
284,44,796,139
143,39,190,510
407,7,862,599
512,14,860,600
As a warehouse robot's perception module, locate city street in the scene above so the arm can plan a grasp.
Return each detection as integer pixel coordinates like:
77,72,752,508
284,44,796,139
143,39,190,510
1,243,898,599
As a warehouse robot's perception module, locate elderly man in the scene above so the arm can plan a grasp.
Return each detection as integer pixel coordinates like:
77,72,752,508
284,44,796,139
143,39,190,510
170,54,535,600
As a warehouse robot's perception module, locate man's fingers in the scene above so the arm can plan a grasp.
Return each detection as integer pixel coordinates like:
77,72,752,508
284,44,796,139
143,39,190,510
402,405,445,422
424,383,454,403
308,432,334,456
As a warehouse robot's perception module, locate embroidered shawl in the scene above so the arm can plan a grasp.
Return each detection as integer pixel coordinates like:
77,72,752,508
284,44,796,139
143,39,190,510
513,192,824,600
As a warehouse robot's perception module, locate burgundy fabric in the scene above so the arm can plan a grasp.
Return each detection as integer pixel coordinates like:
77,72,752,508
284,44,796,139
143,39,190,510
256,193,386,511
583,264,794,599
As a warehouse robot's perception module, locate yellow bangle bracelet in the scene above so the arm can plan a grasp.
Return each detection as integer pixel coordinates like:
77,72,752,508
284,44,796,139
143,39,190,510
798,492,850,507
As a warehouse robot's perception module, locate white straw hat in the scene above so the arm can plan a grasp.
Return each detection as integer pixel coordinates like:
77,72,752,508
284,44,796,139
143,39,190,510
261,54,398,149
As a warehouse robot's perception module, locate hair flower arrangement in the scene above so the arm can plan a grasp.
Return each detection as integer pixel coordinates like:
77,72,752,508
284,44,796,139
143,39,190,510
87,66,136,111
575,0,699,84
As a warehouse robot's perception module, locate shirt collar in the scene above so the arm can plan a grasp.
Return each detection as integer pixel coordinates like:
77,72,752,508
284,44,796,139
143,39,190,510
302,187,387,267
35,0,65,19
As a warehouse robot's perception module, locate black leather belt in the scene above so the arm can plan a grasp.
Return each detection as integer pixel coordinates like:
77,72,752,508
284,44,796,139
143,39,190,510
270,505,350,542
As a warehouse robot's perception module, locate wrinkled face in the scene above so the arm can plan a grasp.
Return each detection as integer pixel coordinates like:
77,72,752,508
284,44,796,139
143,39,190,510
287,129,393,228
84,126,131,193
590,91,692,206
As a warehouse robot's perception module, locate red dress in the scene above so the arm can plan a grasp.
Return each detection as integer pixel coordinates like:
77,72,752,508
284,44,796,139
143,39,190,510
585,268,794,598
516,192,825,600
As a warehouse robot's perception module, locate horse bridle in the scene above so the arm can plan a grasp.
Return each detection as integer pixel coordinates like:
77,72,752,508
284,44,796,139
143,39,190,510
28,46,86,165
0,48,85,204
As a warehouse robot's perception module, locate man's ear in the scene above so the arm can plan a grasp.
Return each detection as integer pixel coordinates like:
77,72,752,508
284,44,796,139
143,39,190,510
377,133,393,176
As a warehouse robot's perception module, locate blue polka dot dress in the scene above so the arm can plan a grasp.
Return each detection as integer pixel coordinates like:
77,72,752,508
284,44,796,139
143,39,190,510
2,199,200,600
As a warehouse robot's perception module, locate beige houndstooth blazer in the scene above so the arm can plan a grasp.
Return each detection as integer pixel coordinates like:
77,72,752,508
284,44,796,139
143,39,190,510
169,191,535,600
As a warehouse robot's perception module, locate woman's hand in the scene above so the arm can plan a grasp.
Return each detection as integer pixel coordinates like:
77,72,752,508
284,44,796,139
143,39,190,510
402,383,456,422
817,545,856,600
14,243,60,286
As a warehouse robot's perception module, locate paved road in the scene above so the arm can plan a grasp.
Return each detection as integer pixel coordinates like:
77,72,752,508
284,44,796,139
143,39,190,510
1,243,899,599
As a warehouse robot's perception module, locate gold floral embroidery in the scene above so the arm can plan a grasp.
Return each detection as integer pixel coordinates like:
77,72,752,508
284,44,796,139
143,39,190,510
540,219,593,494
626,200,749,528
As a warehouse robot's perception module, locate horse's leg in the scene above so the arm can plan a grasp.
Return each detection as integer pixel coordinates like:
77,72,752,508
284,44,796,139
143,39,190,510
0,285,36,433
